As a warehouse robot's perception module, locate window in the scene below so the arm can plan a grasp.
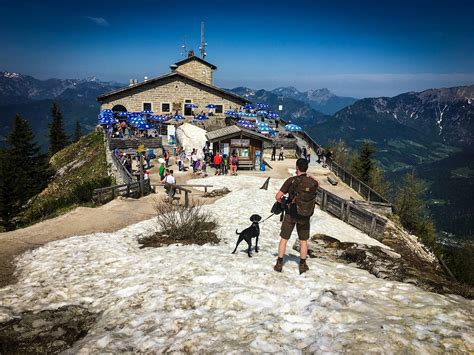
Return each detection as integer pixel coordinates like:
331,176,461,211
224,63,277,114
215,105,223,114
184,99,193,116
143,102,152,111
161,103,170,113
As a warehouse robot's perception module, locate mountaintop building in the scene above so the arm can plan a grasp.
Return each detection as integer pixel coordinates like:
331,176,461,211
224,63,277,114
97,53,249,125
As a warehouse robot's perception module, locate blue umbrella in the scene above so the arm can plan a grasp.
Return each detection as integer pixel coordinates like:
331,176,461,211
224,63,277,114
172,114,184,120
257,110,268,115
241,123,256,130
225,110,237,116
266,111,279,119
141,110,153,115
255,103,269,110
256,121,270,128
206,104,217,108
150,115,168,122
137,122,153,130
285,123,302,132
244,103,255,110
258,126,271,133
194,114,209,121
185,103,199,108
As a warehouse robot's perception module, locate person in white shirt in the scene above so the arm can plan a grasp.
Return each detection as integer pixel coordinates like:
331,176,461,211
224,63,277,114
162,169,176,197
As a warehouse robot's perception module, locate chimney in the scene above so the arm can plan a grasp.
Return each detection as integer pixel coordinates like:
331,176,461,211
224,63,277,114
129,79,134,87
187,49,194,58
134,79,138,85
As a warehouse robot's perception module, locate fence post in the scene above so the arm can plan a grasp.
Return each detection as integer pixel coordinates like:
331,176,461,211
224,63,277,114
369,216,377,237
345,204,351,222
185,191,189,207
126,183,130,197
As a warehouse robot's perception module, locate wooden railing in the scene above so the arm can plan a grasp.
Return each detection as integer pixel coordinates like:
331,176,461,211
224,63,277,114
110,152,134,184
151,184,214,207
296,130,391,205
92,179,153,205
316,187,387,240
109,137,163,150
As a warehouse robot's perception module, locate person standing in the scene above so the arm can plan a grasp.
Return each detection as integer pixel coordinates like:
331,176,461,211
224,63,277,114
191,149,198,173
164,149,170,167
158,161,165,181
162,169,176,198
271,145,276,161
279,145,285,161
316,147,322,164
213,152,222,175
230,152,239,176
273,158,319,274
307,146,311,163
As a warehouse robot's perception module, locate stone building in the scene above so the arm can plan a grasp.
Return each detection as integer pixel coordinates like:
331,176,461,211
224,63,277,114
97,55,249,124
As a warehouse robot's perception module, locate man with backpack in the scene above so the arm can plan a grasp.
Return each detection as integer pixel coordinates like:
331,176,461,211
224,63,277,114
273,158,319,274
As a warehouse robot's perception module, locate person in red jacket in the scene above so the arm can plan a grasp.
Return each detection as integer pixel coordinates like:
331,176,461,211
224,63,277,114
213,152,222,175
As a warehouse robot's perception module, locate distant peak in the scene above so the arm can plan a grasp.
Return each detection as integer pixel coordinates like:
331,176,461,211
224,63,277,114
1,71,21,79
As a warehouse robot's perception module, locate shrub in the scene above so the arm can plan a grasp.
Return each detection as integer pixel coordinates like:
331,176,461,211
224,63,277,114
138,199,219,248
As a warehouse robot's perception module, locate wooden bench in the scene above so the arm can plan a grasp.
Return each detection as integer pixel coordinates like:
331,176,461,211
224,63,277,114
238,160,254,170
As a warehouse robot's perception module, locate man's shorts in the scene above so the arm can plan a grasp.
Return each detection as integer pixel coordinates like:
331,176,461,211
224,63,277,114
280,213,310,241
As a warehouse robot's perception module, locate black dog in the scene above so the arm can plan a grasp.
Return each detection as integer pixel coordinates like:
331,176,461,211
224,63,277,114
232,214,262,257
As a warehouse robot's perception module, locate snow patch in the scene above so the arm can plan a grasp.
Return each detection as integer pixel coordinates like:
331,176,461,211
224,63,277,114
0,176,472,352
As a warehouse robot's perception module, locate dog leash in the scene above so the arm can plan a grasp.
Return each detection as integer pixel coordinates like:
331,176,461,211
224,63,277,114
258,213,275,224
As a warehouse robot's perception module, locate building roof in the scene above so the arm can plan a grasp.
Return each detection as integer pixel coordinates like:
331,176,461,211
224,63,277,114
97,71,248,103
206,125,273,142
174,56,217,70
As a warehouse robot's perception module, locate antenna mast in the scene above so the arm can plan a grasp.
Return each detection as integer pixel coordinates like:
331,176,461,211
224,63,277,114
180,36,187,57
199,21,207,59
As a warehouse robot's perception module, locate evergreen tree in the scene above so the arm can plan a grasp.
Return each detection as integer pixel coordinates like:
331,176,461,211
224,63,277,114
351,140,375,184
0,149,18,231
394,172,437,248
0,115,50,229
73,120,82,142
49,102,68,156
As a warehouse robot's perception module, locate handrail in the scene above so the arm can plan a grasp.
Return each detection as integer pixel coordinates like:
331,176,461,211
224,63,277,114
295,130,390,204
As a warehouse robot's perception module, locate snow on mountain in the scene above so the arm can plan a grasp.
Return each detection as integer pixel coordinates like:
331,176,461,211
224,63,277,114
0,175,472,352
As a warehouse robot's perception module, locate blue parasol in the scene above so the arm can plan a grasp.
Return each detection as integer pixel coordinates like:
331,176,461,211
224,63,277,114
266,111,279,119
150,115,168,122
285,123,302,132
172,114,184,120
141,110,153,115
185,103,199,108
194,114,209,121
137,122,153,130
206,104,217,108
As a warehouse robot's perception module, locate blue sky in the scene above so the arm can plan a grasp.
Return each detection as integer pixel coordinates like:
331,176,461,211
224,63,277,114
1,0,473,97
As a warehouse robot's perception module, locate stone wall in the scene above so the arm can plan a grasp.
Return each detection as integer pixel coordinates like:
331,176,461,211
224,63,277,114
175,60,213,84
99,76,243,121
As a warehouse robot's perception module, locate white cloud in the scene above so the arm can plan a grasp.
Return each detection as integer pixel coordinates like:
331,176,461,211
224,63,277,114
84,16,109,27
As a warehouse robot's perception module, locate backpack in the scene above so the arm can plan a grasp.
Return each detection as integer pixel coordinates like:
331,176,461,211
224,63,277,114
289,175,318,218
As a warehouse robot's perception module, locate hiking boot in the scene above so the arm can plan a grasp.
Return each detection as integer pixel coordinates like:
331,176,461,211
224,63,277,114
299,259,309,274
274,257,284,272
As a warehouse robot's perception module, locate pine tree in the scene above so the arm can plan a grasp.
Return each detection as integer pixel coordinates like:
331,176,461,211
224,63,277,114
73,120,82,142
351,140,376,184
49,102,68,156
0,115,50,230
394,172,437,248
0,149,18,231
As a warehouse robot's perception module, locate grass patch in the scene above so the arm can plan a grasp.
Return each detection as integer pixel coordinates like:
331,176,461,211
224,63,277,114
138,199,220,248
16,131,112,226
